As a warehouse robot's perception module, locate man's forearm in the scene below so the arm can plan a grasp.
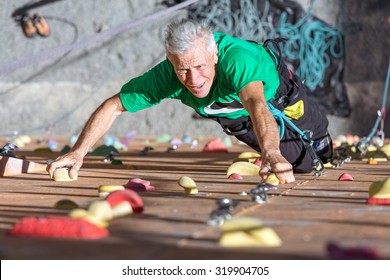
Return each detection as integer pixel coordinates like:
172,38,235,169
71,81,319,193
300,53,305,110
250,103,280,155
72,94,125,157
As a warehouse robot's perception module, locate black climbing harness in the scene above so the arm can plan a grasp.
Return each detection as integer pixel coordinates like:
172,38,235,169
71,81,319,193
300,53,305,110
263,38,325,176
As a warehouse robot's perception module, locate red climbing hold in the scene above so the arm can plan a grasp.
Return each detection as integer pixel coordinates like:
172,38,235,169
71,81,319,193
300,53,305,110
202,139,228,153
367,197,390,205
8,216,109,239
338,173,353,181
106,189,144,213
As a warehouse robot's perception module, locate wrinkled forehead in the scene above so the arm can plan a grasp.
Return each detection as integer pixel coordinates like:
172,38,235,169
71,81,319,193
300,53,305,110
168,40,212,67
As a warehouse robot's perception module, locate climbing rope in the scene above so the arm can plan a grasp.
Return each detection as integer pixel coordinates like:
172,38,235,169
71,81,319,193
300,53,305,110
356,60,390,155
267,101,324,175
190,0,344,91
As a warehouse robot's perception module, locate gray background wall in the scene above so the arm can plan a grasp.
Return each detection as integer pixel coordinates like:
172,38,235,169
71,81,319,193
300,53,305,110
0,0,389,142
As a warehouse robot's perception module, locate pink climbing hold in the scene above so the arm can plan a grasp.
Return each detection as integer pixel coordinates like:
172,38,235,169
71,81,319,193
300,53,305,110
202,139,228,153
253,158,262,167
8,216,109,239
124,178,155,192
106,189,144,213
228,173,243,180
338,173,354,181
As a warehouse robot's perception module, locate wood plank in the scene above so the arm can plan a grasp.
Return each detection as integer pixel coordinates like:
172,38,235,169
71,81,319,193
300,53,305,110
0,137,389,259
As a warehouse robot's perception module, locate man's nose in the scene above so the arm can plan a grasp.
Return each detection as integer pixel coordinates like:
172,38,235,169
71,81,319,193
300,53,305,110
187,70,198,84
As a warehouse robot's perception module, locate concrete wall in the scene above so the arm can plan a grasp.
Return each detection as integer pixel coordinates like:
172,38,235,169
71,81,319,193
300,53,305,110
0,0,388,142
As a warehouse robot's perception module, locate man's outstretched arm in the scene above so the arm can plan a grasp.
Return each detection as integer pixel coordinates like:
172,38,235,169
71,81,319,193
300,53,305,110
47,93,126,179
239,81,295,184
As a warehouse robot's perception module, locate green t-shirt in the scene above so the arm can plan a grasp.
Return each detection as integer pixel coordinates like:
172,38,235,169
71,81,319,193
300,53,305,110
120,32,280,119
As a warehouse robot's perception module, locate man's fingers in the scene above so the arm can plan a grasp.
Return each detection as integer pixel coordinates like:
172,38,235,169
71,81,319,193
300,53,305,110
69,166,79,179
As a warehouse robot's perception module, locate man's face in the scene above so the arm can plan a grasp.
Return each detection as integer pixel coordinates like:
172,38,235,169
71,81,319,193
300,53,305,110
167,39,218,98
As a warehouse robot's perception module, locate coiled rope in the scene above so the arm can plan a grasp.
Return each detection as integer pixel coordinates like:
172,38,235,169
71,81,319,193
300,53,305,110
190,0,344,91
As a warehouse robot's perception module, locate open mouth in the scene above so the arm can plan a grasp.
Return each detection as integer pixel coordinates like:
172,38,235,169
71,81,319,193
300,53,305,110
191,81,206,90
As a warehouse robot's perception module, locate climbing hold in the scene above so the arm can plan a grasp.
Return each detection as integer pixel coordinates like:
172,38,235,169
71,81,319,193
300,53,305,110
106,189,144,213
178,176,198,194
367,178,390,205
170,138,183,146
89,145,119,156
380,144,390,157
222,136,233,147
253,158,262,166
48,139,58,150
326,242,380,260
113,140,128,151
111,201,133,218
228,173,243,180
103,135,116,146
182,135,192,143
8,216,109,239
70,135,78,144
53,168,77,181
14,135,31,148
88,200,113,222
110,159,123,165
367,158,378,165
53,199,79,210
237,152,261,163
263,173,279,186
60,145,71,154
69,208,108,228
69,208,89,219
98,185,125,198
124,178,155,192
140,146,155,156
219,217,282,247
226,161,260,176
338,173,354,181
203,139,228,153
34,147,53,153
156,134,171,143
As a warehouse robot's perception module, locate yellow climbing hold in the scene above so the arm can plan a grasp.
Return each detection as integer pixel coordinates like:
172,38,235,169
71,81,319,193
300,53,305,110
237,152,261,163
98,185,125,198
178,176,198,194
263,173,279,186
226,161,260,176
368,178,390,199
219,217,282,247
53,168,77,181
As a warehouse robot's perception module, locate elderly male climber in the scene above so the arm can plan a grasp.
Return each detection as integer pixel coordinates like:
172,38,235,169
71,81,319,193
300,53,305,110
47,18,333,184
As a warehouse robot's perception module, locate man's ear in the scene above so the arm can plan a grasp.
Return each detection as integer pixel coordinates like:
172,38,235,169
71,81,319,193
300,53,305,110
213,44,219,64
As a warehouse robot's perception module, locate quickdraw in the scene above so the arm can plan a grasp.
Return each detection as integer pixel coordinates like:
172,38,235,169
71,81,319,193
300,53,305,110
356,60,389,156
